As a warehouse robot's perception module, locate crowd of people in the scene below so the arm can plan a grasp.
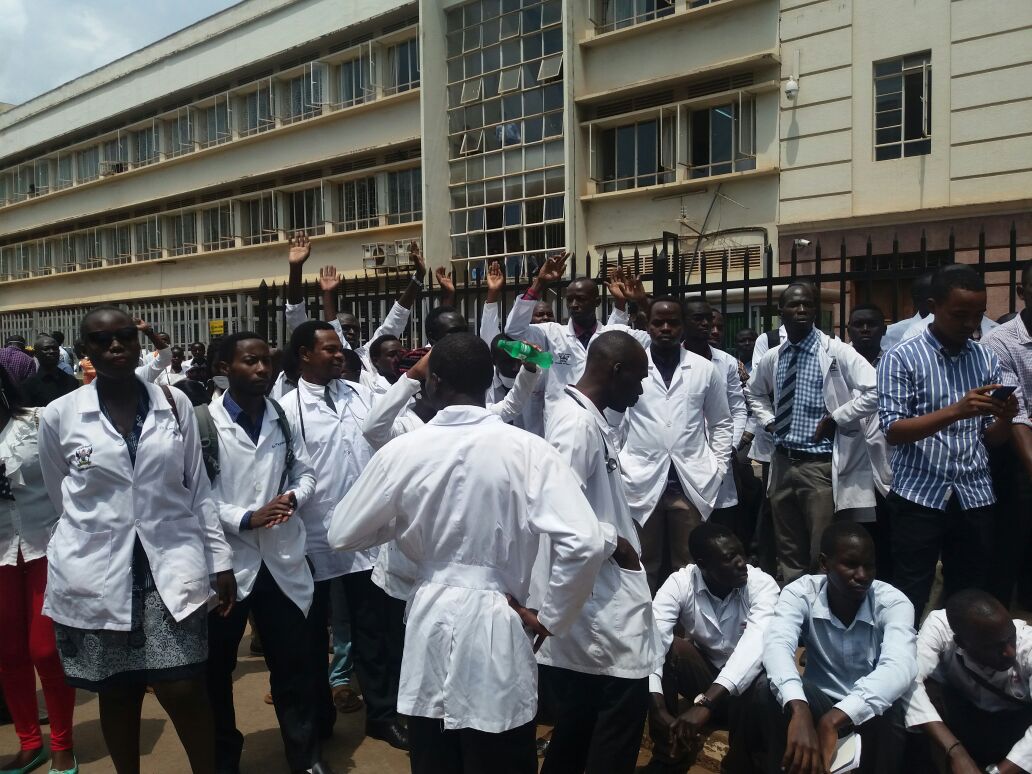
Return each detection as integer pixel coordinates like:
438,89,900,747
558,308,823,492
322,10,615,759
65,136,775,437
0,233,1031,774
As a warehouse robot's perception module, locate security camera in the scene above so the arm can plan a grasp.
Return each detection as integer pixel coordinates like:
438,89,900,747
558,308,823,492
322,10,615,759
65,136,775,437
785,78,799,100
793,238,811,248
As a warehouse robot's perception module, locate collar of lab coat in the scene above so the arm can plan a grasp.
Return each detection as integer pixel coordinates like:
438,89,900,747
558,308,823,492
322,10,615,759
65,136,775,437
564,386,612,436
210,391,279,447
297,377,361,406
646,346,696,391
429,405,500,427
73,378,177,443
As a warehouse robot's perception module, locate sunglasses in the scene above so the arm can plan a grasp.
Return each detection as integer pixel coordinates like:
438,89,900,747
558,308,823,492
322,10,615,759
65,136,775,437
85,326,139,348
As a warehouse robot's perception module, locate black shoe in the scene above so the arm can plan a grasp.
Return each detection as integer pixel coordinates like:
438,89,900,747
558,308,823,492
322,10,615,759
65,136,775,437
366,719,409,751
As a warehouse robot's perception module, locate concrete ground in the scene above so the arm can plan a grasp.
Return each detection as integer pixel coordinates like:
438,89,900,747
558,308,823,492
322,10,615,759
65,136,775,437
0,631,722,773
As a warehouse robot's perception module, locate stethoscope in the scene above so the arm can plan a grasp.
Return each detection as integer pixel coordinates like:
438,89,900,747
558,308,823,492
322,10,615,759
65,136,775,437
295,379,370,444
564,387,618,473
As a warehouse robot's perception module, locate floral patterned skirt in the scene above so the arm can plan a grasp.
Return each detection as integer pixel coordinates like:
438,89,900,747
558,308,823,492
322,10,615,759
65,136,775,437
53,540,207,692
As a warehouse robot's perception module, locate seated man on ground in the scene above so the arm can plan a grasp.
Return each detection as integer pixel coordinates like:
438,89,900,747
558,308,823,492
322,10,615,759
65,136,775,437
760,521,917,774
905,588,1032,774
646,522,779,773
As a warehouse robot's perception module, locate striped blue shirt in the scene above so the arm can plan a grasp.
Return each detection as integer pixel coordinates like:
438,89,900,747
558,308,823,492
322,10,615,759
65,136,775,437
878,328,1001,510
775,326,833,454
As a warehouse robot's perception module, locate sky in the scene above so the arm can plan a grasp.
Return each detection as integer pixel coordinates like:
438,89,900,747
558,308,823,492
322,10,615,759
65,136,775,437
0,0,240,106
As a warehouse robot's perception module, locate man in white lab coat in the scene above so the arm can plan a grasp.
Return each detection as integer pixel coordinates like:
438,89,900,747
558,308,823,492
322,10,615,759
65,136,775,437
504,254,651,424
620,298,735,595
327,333,608,774
539,331,663,774
202,333,330,774
278,320,408,751
745,284,879,584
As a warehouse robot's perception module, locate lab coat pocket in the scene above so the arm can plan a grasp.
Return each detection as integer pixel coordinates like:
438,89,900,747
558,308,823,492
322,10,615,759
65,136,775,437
48,520,111,599
152,515,208,590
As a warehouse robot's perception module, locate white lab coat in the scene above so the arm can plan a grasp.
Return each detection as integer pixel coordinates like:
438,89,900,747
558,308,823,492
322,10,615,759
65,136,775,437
328,406,607,732
749,326,787,463
208,392,317,614
711,346,748,509
505,297,649,417
135,347,172,383
621,348,734,523
0,410,57,565
537,388,663,679
898,313,999,345
481,301,546,435
277,378,378,580
285,299,411,375
38,380,233,630
745,330,880,511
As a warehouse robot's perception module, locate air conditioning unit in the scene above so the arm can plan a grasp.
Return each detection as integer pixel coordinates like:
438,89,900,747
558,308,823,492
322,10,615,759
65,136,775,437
362,242,400,270
100,161,128,176
393,238,422,266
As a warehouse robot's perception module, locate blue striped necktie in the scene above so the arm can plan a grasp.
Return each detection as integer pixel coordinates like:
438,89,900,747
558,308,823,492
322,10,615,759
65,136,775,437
773,345,800,437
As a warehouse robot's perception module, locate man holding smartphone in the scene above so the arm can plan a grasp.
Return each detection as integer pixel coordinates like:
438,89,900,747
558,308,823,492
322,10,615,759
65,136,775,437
878,264,1019,617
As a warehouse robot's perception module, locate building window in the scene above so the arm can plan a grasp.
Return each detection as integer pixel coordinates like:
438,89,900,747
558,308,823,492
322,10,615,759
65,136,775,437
133,219,162,261
200,99,232,148
340,177,379,231
31,161,49,196
242,194,278,245
387,168,422,224
593,0,674,33
69,232,100,270
0,174,12,206
874,52,931,160
168,109,194,157
243,83,275,135
101,136,129,175
135,126,160,166
169,213,198,256
202,204,234,251
76,147,100,183
596,116,675,192
56,155,74,189
286,68,324,123
445,0,565,267
688,97,756,179
339,57,371,107
385,39,420,95
287,188,323,236
112,225,133,264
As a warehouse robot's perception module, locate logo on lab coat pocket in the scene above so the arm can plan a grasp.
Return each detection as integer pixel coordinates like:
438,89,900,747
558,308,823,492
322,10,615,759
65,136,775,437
556,352,572,365
72,445,94,469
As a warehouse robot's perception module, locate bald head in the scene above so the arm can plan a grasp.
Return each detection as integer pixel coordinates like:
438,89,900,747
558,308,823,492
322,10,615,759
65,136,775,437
946,589,1017,672
578,331,648,412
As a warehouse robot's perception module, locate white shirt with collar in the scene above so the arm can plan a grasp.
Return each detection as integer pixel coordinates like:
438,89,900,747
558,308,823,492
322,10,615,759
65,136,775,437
650,564,779,695
278,377,377,581
709,345,749,509
537,387,662,679
1,409,57,565
881,312,925,354
37,380,233,631
208,391,318,614
505,297,650,419
905,610,1032,771
621,347,734,523
745,329,880,511
748,326,787,463
328,405,607,733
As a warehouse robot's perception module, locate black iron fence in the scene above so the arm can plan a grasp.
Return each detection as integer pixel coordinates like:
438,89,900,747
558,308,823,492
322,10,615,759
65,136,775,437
254,221,1029,350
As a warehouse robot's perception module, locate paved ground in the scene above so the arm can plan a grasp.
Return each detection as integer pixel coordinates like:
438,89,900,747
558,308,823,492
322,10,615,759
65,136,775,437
0,631,724,773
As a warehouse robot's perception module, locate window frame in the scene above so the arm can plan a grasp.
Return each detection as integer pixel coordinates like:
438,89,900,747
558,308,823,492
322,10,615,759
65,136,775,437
873,51,932,161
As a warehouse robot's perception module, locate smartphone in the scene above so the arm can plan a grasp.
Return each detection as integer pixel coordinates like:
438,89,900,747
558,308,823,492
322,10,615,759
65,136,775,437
991,385,1017,401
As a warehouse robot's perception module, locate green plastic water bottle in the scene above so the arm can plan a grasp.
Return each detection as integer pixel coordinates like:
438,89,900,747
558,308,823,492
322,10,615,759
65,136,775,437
496,339,553,369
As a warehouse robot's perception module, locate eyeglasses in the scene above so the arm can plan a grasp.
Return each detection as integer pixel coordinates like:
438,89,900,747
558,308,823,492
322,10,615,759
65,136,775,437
85,326,139,348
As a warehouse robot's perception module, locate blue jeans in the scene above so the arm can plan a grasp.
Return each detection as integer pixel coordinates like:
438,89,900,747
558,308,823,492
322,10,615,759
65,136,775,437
328,576,353,688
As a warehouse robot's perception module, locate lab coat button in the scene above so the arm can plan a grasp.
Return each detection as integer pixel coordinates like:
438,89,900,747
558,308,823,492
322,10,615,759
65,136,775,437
134,519,141,527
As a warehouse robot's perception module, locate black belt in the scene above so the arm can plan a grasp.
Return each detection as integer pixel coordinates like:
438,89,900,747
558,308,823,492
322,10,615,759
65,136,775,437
775,446,832,463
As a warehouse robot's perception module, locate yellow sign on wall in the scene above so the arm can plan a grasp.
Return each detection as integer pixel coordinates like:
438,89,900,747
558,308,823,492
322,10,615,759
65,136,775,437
208,320,226,337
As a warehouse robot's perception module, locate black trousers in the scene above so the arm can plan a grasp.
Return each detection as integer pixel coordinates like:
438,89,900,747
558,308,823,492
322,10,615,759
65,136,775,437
988,446,1032,606
309,578,342,736
539,665,649,774
756,677,906,774
938,681,1032,767
206,563,324,773
888,492,993,616
408,716,537,774
650,638,760,773
340,570,405,726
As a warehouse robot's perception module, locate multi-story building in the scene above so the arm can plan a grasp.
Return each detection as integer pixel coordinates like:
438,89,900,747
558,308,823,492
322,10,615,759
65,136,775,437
0,0,1027,344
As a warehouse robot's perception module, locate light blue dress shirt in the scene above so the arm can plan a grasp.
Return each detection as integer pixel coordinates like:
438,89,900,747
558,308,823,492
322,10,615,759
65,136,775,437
763,575,917,726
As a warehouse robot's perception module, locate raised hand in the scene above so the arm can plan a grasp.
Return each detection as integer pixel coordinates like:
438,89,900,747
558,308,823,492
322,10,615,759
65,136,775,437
487,260,505,293
435,266,455,294
318,265,341,293
624,272,648,305
409,242,427,280
288,231,311,265
536,252,568,286
133,316,152,334
606,267,628,302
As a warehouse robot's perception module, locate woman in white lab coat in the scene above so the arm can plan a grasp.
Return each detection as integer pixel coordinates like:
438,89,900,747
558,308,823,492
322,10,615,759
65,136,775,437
37,305,236,774
0,364,77,774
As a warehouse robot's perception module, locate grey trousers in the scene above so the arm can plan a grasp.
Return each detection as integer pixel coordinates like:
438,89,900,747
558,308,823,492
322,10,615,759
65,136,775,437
768,454,835,584
636,483,704,596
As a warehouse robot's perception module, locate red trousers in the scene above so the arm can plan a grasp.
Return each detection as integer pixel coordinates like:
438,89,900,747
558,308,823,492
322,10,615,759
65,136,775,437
0,554,75,752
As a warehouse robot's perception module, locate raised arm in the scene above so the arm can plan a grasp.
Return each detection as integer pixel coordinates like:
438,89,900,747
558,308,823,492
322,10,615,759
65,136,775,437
479,261,504,345
504,253,566,345
362,374,422,450
285,231,313,331
319,265,341,322
435,266,456,308
488,364,541,423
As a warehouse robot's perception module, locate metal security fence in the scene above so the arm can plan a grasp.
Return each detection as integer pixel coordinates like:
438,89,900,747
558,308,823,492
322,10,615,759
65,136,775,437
1,219,1028,350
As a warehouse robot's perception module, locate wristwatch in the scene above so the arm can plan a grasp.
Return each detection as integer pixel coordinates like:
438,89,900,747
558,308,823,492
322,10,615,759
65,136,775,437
985,766,1001,774
693,693,714,710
